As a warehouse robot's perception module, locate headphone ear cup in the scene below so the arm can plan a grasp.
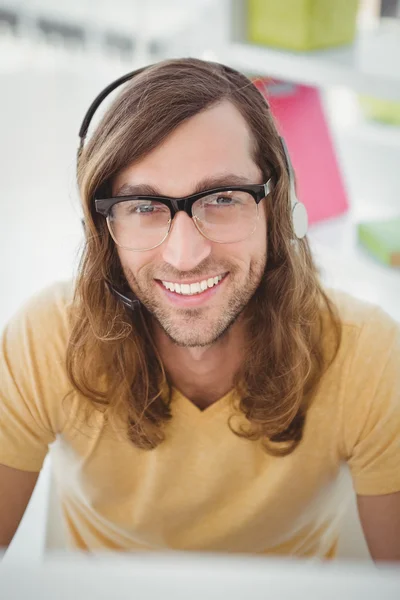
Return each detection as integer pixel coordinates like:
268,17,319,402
292,201,308,239
279,136,308,241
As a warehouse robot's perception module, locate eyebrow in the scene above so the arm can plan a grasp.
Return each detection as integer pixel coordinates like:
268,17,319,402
114,174,257,198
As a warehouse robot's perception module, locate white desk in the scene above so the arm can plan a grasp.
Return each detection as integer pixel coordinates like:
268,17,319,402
1,552,400,599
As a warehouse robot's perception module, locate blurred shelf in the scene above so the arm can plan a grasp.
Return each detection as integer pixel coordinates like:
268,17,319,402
188,23,400,102
338,119,400,149
321,88,400,152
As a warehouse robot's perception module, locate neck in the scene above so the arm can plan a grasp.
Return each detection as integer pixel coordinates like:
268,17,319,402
153,322,244,410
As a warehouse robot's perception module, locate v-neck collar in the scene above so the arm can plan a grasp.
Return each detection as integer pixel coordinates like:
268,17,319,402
170,386,237,422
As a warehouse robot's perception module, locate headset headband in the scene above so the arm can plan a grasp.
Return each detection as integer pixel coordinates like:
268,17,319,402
77,60,308,243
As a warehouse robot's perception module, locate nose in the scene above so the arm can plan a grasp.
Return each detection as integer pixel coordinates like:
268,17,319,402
161,211,211,271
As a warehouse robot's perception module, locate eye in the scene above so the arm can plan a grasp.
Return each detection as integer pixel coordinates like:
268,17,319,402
216,196,235,205
113,200,170,218
207,195,238,206
134,204,156,214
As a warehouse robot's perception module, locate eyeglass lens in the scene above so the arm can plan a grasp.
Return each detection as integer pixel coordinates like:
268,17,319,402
107,190,259,251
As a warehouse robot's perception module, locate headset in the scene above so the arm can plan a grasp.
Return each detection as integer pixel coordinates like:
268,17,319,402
77,62,308,310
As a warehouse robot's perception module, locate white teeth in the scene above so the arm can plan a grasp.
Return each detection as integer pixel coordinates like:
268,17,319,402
190,282,201,294
180,284,191,295
161,274,224,295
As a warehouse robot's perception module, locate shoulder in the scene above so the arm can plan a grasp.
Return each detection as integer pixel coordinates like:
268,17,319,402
0,281,77,466
1,280,75,396
318,288,399,418
325,287,399,356
0,281,77,445
324,292,400,493
16,279,74,320
323,288,400,430
3,280,74,347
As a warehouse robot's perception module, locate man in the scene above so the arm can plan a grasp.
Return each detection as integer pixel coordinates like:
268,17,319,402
0,58,399,561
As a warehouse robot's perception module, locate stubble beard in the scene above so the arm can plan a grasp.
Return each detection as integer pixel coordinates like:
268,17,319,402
123,256,266,348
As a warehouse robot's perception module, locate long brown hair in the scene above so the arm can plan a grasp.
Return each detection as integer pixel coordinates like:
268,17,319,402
67,58,341,455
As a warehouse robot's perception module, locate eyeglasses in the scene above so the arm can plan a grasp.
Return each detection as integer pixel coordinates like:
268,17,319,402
95,179,274,251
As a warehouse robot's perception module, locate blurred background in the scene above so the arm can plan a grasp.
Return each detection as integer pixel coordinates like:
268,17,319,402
0,0,399,562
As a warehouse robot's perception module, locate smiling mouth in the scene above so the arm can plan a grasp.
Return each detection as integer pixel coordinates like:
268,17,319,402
157,273,227,296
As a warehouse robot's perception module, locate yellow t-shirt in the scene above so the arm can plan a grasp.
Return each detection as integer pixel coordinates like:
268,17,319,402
1,281,399,558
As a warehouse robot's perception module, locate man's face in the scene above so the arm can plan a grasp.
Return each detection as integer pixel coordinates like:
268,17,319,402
112,100,267,347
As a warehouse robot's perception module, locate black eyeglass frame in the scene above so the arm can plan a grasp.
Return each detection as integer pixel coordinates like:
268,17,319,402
95,179,274,219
